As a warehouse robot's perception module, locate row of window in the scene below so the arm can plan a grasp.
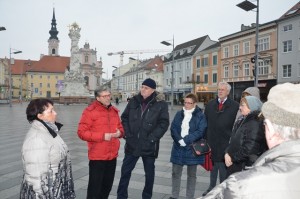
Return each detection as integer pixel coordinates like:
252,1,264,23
30,75,59,79
196,55,218,68
31,83,52,88
223,37,271,58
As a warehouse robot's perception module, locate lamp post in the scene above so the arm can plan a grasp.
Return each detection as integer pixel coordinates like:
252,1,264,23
161,35,175,109
112,66,120,95
9,48,22,107
237,0,259,87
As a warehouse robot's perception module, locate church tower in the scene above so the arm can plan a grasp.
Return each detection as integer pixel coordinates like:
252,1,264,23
48,8,60,56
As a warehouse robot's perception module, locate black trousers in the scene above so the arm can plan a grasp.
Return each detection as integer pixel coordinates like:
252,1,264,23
87,159,117,199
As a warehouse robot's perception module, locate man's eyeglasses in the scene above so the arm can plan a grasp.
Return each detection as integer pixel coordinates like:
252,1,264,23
99,94,111,98
184,102,194,105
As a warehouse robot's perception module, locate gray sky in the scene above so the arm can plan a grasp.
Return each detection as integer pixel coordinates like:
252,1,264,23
1,0,298,79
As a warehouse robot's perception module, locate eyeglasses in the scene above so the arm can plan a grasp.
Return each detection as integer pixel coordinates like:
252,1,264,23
184,102,194,105
99,94,111,98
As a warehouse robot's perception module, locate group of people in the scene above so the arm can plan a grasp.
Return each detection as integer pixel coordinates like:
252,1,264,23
19,77,300,199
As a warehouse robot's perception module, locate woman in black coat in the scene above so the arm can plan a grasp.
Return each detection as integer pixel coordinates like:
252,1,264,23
225,96,267,177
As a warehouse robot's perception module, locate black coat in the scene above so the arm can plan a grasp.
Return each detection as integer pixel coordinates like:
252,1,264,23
205,98,239,162
121,92,170,158
226,111,268,175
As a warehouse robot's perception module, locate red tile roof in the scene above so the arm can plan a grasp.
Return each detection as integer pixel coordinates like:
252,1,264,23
9,55,70,75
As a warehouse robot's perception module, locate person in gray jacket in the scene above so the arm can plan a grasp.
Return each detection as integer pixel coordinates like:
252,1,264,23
20,99,75,198
199,83,300,199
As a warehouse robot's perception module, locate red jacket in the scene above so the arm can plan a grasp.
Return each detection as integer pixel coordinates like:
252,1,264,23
77,101,124,160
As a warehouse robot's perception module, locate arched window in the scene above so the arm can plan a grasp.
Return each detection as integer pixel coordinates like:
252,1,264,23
52,49,56,54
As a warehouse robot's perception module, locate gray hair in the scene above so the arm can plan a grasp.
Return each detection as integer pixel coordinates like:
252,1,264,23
272,122,300,141
218,81,231,92
94,86,111,98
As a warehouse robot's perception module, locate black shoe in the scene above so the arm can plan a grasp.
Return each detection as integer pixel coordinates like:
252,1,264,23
202,189,211,196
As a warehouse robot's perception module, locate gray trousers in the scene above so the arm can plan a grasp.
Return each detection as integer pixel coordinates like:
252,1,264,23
171,163,197,199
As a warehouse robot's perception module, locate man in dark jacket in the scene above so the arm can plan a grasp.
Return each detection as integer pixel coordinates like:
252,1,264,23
117,78,170,199
202,82,239,196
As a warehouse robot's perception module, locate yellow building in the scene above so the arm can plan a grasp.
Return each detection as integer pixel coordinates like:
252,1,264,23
11,56,68,100
193,42,221,105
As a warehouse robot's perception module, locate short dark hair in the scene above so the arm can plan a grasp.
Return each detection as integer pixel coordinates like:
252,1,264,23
94,86,111,98
185,93,198,103
26,98,53,123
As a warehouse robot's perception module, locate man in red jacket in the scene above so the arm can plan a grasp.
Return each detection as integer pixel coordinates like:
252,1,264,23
78,87,124,199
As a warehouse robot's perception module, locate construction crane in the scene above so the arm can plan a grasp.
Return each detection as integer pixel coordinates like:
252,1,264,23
107,49,170,66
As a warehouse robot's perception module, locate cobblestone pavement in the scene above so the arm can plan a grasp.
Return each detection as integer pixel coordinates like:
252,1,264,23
0,102,210,199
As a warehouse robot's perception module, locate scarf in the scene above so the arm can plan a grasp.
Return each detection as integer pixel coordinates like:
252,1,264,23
181,107,195,138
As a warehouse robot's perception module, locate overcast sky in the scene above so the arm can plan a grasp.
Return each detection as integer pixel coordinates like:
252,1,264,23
1,0,298,79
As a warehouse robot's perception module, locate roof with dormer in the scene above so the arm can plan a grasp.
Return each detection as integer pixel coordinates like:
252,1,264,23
163,35,209,63
279,1,300,20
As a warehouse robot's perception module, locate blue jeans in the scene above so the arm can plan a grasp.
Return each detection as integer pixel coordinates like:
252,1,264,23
117,154,156,199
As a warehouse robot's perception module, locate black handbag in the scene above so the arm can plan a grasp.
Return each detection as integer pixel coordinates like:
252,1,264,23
191,139,211,156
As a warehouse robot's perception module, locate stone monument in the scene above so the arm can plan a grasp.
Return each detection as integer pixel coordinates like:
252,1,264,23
60,22,91,104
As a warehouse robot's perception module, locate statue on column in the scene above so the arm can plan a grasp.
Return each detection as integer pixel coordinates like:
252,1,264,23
65,22,83,82
69,23,80,53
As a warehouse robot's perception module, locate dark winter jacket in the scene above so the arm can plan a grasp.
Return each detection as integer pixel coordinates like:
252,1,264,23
121,91,169,158
226,111,267,175
170,106,207,165
205,98,239,162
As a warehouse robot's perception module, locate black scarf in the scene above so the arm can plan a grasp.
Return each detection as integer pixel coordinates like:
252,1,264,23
37,119,63,138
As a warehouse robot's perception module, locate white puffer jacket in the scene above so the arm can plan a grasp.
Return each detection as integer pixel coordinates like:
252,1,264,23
20,120,75,198
199,139,300,199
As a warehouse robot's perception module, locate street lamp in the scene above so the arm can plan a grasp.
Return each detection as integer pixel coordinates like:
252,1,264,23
161,35,175,109
237,0,259,87
9,48,22,107
112,66,120,95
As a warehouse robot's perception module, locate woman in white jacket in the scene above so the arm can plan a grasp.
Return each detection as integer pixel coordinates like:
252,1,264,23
20,99,75,199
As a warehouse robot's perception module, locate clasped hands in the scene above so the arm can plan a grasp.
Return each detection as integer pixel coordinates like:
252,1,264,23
104,129,121,141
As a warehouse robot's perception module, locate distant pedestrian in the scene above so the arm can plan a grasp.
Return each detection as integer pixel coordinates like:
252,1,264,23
200,83,300,199
169,93,207,199
20,99,75,198
117,78,170,199
115,97,119,105
202,82,239,196
78,87,124,199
